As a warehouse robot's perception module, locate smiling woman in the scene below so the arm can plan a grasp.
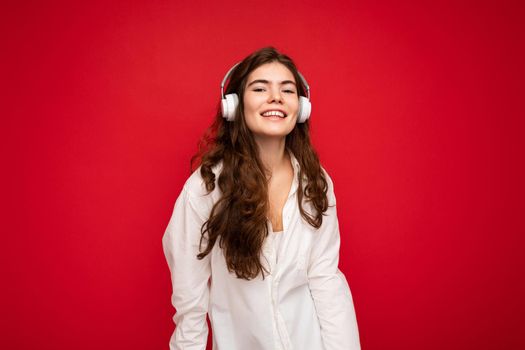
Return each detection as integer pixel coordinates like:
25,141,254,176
162,46,361,350
243,62,300,139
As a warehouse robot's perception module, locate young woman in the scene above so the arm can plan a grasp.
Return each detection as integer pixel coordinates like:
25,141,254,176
162,47,361,350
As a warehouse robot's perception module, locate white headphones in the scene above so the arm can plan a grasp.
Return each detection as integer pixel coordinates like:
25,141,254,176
220,62,312,123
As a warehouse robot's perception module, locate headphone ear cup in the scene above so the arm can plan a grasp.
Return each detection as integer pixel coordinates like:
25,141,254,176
221,93,239,121
297,96,311,123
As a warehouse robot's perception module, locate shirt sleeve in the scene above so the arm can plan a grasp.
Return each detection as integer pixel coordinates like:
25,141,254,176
307,171,361,350
162,185,211,350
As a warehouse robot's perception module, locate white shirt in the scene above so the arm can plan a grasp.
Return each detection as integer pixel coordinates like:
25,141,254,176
162,149,361,350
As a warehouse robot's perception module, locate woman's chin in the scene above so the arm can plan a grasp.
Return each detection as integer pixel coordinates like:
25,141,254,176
253,131,292,141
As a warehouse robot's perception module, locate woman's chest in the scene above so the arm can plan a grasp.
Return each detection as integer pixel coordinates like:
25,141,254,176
211,200,317,286
267,167,294,231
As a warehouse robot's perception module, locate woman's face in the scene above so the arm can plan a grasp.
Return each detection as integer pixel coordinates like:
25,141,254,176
243,62,299,141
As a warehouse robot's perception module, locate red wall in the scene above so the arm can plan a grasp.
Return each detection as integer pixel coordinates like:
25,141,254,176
3,1,524,349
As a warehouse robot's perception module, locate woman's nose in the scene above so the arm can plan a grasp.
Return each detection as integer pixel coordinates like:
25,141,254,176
268,87,283,103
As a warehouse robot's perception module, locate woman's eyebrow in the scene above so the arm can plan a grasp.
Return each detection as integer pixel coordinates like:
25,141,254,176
247,79,296,87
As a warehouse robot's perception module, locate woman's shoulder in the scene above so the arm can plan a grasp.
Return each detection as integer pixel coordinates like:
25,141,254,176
290,148,333,185
319,164,336,205
317,163,333,185
183,160,223,200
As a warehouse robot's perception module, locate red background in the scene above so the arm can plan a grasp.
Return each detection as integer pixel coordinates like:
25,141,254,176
3,1,524,349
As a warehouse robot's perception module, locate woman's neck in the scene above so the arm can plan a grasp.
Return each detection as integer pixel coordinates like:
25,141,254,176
254,136,288,173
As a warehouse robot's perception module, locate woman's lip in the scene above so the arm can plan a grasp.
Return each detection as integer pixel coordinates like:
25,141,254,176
260,113,286,118
260,114,286,121
260,110,287,117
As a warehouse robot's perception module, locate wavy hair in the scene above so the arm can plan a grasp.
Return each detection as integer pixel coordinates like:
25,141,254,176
190,46,328,280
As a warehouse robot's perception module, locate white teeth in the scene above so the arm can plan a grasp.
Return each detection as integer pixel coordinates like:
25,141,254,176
261,111,285,118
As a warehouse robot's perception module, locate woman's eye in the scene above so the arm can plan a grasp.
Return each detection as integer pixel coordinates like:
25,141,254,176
253,88,296,93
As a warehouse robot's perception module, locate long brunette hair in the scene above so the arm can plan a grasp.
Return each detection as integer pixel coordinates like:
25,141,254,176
191,46,328,280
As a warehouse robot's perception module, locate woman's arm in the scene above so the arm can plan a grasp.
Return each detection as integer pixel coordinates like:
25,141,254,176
307,171,361,350
162,185,211,350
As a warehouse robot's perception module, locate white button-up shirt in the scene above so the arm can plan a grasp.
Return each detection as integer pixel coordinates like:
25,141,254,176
162,150,361,350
